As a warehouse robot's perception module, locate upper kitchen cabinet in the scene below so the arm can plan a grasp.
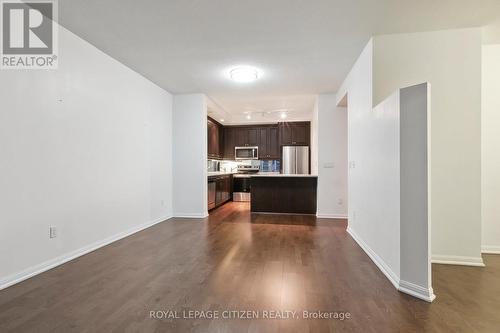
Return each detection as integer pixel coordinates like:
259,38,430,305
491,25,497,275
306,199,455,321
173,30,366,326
247,128,259,146
234,127,259,147
207,117,223,159
235,127,247,147
220,122,305,160
268,126,280,158
279,121,310,146
258,127,268,157
223,127,235,159
258,126,280,159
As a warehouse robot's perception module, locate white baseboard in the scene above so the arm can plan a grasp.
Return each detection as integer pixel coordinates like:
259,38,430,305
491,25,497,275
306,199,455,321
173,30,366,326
399,280,436,302
0,215,173,291
431,255,485,267
316,213,348,219
174,212,208,218
347,227,435,303
346,227,400,289
482,245,500,254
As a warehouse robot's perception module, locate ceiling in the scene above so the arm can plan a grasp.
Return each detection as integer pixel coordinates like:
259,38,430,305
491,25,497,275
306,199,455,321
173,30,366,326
58,0,500,124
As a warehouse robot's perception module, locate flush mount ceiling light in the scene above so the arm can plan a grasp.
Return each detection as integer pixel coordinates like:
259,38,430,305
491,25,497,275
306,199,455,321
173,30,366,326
229,66,260,83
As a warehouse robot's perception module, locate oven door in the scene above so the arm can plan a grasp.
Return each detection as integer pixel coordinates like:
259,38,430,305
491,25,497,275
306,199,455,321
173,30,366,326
235,147,258,160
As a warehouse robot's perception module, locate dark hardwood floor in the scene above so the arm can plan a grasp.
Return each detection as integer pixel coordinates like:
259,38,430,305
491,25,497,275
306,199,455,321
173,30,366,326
1,202,499,332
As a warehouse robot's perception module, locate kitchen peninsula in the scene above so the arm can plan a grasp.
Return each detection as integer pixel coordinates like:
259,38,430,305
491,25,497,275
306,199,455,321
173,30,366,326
225,173,318,214
250,174,317,214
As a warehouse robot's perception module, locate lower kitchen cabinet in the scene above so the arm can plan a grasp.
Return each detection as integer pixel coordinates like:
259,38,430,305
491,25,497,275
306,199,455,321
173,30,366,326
251,176,317,214
208,174,233,210
208,180,216,210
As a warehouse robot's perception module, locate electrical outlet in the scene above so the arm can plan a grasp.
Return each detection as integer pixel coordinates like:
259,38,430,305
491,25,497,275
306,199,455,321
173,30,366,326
49,226,57,238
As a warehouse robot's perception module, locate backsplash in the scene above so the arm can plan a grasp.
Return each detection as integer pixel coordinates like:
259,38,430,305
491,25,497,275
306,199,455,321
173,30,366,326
207,159,220,172
260,160,280,172
220,160,239,173
214,159,280,173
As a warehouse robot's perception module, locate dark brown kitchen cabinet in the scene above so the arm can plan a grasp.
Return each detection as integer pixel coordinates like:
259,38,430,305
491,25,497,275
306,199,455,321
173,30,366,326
235,128,248,147
234,127,258,147
258,126,280,159
247,128,258,146
207,117,223,159
210,174,232,209
258,128,268,158
223,127,235,159
220,122,307,160
268,126,280,158
279,121,310,146
220,175,232,203
251,176,317,214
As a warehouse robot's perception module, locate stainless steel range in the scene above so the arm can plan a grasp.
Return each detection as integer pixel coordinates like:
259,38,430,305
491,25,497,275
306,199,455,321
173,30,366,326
233,160,260,202
236,160,260,173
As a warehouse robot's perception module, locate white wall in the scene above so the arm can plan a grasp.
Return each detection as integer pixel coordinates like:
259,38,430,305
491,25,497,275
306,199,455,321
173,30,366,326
316,94,348,218
172,94,208,217
481,44,500,254
482,18,500,44
336,41,433,301
337,39,402,286
0,25,173,289
149,93,174,220
373,28,483,266
336,38,375,241
399,83,433,300
337,39,402,283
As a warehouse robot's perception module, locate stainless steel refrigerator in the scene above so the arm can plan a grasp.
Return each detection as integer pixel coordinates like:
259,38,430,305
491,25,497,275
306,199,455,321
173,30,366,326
282,146,309,174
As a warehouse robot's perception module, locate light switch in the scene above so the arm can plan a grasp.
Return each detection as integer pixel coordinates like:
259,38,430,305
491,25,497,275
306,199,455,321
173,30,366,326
49,226,57,238
323,162,335,168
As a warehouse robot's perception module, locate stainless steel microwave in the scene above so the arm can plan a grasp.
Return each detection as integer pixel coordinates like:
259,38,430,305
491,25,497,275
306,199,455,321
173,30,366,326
235,146,258,160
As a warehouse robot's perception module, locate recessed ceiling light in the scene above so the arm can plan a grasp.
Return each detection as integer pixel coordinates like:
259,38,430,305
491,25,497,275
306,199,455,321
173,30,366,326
246,114,251,120
280,112,287,119
229,66,259,83
220,119,225,122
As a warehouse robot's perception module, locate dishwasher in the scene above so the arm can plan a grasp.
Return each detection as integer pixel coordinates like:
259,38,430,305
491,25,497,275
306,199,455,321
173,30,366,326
208,179,216,210
233,176,251,202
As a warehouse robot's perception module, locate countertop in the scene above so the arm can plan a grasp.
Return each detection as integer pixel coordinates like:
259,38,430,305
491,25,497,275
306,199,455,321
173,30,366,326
207,171,237,177
248,173,318,178
208,171,318,178
233,172,317,178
